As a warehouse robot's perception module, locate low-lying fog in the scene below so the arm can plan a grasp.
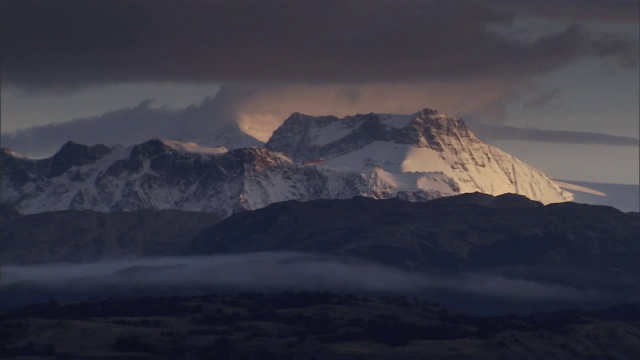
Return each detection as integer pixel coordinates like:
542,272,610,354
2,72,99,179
3,251,623,315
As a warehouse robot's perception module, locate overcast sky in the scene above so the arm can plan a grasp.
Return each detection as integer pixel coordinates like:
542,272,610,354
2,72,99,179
1,0,638,184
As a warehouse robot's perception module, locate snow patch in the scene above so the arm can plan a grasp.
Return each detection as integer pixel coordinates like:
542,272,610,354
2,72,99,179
1,148,28,159
323,141,408,171
161,140,228,155
311,120,359,146
401,147,451,173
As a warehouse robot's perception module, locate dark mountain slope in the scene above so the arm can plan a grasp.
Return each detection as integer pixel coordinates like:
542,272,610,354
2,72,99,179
191,194,640,273
1,209,222,264
3,193,638,271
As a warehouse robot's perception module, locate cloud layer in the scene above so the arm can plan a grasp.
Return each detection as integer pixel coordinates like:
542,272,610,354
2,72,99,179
3,82,636,158
2,0,636,90
470,121,640,146
0,85,261,157
1,252,597,303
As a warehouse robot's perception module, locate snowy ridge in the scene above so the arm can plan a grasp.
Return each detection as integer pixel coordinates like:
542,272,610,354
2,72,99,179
2,139,447,217
0,148,28,159
1,108,572,216
266,109,572,204
160,140,228,155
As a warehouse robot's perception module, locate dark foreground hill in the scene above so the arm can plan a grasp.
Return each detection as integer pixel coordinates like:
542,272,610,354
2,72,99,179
1,292,639,360
3,193,639,270
1,207,221,264
191,193,640,273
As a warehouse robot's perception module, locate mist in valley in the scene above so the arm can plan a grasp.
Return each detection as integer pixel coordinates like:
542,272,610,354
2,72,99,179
3,251,626,315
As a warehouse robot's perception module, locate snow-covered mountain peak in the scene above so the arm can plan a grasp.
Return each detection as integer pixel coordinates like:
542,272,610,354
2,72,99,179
1,107,573,216
266,109,573,204
2,136,412,216
265,109,476,162
409,108,468,132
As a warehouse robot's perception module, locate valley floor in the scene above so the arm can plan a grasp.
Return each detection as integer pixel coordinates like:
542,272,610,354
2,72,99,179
1,292,639,360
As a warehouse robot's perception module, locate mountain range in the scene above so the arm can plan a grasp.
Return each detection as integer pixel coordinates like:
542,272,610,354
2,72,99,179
2,108,638,359
0,109,572,217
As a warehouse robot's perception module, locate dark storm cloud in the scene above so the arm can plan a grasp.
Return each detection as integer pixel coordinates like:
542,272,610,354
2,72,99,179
470,121,640,146
1,0,636,90
488,0,640,23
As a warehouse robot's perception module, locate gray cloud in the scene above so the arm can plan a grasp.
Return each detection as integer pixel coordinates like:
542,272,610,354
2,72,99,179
0,80,527,156
2,0,636,90
522,88,562,110
0,84,261,157
1,100,175,157
470,121,640,146
4,81,635,158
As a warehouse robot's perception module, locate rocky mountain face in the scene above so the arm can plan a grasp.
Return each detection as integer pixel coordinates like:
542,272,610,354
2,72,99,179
0,109,571,216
